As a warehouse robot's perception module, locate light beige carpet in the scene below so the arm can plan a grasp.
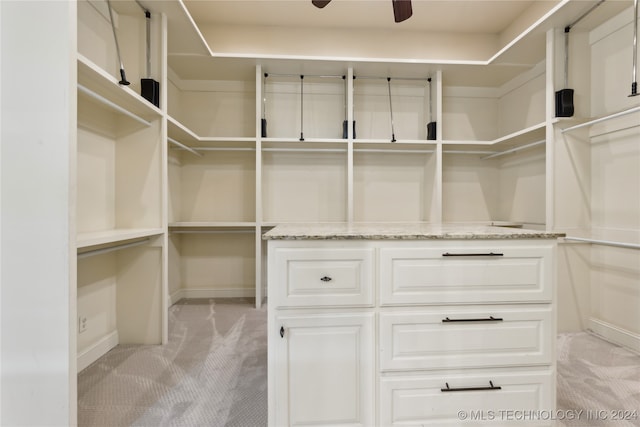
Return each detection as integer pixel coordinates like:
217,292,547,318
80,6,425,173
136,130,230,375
556,332,640,427
78,298,267,427
78,299,640,426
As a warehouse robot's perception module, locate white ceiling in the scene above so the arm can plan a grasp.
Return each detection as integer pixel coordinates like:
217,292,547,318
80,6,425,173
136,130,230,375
182,0,537,34
160,0,633,84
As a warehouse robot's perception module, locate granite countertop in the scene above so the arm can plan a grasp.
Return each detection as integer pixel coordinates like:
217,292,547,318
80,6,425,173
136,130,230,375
262,222,566,240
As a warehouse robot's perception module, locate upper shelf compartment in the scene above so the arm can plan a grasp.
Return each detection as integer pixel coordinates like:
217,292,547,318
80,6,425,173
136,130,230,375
77,54,162,136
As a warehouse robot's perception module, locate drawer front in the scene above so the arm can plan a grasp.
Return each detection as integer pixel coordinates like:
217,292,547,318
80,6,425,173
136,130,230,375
380,245,553,305
380,305,553,371
273,248,374,307
380,369,554,426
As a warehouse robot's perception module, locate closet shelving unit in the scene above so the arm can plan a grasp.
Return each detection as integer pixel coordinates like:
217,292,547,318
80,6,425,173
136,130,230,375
76,0,167,374
162,0,572,307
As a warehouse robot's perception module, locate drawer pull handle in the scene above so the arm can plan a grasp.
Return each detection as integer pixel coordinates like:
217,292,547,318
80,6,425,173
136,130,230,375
442,252,504,257
320,276,333,282
280,326,285,338
441,381,502,392
442,316,503,323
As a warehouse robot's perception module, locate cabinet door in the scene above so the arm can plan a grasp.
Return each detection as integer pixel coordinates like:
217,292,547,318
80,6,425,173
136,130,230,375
272,312,375,426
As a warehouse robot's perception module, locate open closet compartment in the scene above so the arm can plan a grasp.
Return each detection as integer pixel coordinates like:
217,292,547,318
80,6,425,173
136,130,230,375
165,54,259,305
438,57,547,227
554,3,640,350
75,0,167,373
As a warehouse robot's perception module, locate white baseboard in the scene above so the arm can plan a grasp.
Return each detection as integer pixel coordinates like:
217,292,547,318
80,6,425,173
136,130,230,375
169,287,255,305
77,330,119,373
589,318,640,355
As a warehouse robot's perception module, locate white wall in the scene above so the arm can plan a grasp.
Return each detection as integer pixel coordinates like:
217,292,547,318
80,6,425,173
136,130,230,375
1,1,76,425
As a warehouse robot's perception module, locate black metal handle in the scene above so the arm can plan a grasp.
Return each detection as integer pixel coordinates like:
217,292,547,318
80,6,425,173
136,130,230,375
320,276,333,282
442,252,503,257
280,326,284,338
442,316,503,323
441,381,502,392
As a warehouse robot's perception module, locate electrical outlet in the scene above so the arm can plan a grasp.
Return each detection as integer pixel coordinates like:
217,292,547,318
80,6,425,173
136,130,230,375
78,316,88,334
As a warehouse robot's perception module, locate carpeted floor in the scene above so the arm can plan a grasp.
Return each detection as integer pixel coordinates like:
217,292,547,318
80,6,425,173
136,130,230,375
78,299,640,426
78,299,267,427
556,332,640,427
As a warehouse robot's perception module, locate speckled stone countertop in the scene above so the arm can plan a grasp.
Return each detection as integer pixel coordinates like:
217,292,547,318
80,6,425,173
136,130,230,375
262,222,566,240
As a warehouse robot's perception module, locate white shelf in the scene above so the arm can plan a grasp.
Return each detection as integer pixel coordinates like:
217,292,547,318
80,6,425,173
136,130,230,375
76,228,164,249
77,54,162,122
169,221,256,229
443,122,547,149
262,137,347,144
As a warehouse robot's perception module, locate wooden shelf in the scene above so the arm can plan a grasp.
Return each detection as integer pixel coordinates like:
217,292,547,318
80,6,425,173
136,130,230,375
169,222,256,230
77,228,163,249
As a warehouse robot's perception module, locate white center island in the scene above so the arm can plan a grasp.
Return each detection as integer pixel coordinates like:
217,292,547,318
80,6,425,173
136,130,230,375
263,223,565,426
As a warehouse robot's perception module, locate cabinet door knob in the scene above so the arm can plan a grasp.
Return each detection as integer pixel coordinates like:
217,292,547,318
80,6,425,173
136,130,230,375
280,326,285,338
320,276,333,282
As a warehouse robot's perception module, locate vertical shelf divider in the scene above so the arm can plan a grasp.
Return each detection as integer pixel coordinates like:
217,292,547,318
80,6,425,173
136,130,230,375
347,67,355,222
434,69,444,223
255,64,264,308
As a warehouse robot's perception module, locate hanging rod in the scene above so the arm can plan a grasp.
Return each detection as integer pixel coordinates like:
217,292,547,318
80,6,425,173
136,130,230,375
77,238,151,259
354,148,435,154
264,72,344,79
188,146,255,152
566,0,605,30
561,105,640,133
443,150,497,155
170,229,255,234
354,75,430,82
263,147,347,153
77,84,152,127
564,236,640,250
481,139,546,160
167,137,203,157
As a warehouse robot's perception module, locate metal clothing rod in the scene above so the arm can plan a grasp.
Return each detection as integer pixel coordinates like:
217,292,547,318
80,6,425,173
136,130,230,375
77,238,151,259
263,147,346,153
182,146,255,152
171,230,255,234
354,149,435,154
443,150,497,155
167,137,203,157
481,139,545,160
567,0,605,29
77,84,152,127
561,104,640,133
264,72,344,79
354,75,430,82
564,236,640,250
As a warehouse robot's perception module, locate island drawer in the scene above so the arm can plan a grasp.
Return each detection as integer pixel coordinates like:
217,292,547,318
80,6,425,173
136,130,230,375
379,245,553,305
379,305,553,371
379,368,554,426
271,247,374,307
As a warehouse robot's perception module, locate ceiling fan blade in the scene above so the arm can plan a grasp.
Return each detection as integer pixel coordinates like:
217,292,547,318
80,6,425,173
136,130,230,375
312,0,332,8
392,0,413,22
